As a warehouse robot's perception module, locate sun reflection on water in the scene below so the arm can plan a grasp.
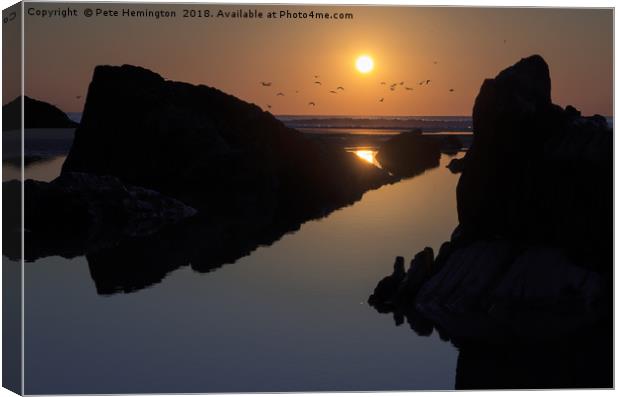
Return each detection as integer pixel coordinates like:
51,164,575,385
355,150,374,163
353,149,382,168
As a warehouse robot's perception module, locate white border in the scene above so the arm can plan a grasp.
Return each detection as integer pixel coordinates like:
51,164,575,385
0,1,616,397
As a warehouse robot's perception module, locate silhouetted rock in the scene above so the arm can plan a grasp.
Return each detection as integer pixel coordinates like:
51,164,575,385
372,54,612,312
439,135,462,154
3,96,78,129
369,235,608,346
416,242,605,338
393,247,434,305
3,173,196,261
62,64,393,222
446,157,465,173
10,65,398,294
457,54,612,273
368,56,612,388
454,319,612,389
368,256,405,309
6,199,323,293
375,130,441,177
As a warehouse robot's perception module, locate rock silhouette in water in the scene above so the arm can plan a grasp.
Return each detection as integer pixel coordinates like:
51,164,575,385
11,64,397,294
375,130,441,177
371,54,612,315
438,135,462,154
3,96,78,129
446,157,465,173
62,64,393,222
368,55,612,388
3,173,197,261
368,256,405,310
454,319,612,389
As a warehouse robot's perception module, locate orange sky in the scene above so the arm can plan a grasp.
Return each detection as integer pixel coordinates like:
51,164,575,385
16,4,614,116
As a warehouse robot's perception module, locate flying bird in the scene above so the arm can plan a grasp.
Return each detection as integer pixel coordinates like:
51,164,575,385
449,88,455,92
419,81,424,85
75,95,82,99
379,98,384,102
308,102,316,106
260,81,272,87
314,75,320,79
380,82,386,85
267,104,272,109
390,87,396,91
276,92,284,96
329,90,337,94
336,86,344,90
426,80,431,85
433,61,438,64
405,87,413,91
314,81,322,85
399,81,404,85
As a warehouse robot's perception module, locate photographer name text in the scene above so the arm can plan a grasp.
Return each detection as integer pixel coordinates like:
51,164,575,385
26,7,354,21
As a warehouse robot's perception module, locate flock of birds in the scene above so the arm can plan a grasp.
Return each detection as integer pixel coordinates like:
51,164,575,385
72,59,467,108
72,41,511,106
260,62,456,110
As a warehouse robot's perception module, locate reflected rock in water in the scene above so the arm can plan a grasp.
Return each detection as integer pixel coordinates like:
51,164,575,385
368,55,613,388
453,319,612,389
369,247,612,388
84,210,312,294
3,172,196,261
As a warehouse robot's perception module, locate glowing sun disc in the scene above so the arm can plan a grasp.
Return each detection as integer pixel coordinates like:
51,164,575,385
356,55,374,74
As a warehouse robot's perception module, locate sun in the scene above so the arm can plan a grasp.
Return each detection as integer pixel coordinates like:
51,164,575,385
355,55,374,74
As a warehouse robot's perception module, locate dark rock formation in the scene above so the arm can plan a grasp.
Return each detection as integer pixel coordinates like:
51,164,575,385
8,65,398,294
368,55,612,388
3,96,78,129
457,54,612,274
446,157,465,173
26,172,197,237
454,320,612,389
415,240,606,339
371,54,612,315
3,173,196,261
5,195,317,293
375,130,441,177
62,64,393,222
439,135,462,154
368,256,405,309
393,247,435,305
370,239,611,389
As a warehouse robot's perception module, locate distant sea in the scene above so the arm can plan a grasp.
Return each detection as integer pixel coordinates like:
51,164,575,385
67,112,473,130
66,113,613,132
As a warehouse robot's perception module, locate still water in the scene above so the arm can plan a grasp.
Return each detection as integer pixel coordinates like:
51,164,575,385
16,154,460,394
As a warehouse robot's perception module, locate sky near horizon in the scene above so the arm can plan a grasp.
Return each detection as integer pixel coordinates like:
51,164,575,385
13,4,614,116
